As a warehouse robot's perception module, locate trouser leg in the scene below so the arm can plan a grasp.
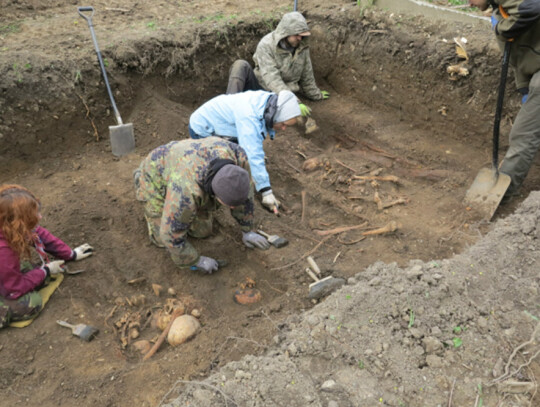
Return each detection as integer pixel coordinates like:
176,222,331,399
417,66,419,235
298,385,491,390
500,70,540,196
0,291,43,327
226,60,262,94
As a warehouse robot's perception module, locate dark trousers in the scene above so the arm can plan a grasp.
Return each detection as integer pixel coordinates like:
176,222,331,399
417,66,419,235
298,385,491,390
226,60,263,94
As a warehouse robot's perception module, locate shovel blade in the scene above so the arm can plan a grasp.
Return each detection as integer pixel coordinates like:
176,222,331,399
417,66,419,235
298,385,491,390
109,123,135,156
464,167,511,220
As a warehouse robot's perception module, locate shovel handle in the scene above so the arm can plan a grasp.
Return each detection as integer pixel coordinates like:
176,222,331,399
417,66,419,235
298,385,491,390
77,6,95,21
493,41,511,171
78,6,123,125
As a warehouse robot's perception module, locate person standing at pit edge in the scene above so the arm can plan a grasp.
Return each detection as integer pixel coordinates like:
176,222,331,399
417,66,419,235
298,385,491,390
134,137,270,274
189,90,301,214
468,0,540,201
0,184,94,328
226,11,329,120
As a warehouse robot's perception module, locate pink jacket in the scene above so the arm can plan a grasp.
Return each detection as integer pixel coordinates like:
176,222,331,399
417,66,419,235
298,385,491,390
0,226,74,300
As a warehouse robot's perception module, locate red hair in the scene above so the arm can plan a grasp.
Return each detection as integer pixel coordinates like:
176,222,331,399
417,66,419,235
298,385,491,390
0,184,40,259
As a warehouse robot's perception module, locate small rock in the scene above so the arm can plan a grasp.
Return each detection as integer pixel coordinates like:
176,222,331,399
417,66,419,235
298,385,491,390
431,326,442,336
422,337,443,354
306,315,320,326
426,355,443,368
406,265,423,279
235,370,252,380
191,309,201,318
321,380,337,392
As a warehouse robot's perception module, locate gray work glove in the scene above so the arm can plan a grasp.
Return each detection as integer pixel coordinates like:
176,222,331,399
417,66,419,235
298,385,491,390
242,231,270,250
73,243,94,261
44,260,66,275
261,189,281,213
191,256,219,274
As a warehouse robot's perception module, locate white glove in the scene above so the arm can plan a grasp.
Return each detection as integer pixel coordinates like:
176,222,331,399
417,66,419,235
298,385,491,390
44,260,66,275
74,243,94,261
261,190,281,212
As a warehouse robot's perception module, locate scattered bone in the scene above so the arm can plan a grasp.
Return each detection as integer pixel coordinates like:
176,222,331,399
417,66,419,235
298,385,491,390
381,197,409,209
362,221,400,236
315,222,369,237
126,294,146,307
132,340,151,355
127,277,146,285
143,307,185,361
302,157,322,172
167,315,201,347
354,175,400,184
167,287,176,296
152,283,163,297
374,191,383,210
191,309,201,318
301,190,307,224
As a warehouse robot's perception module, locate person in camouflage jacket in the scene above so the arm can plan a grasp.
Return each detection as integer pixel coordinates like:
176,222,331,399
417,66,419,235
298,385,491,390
226,12,329,110
134,137,270,273
469,0,540,199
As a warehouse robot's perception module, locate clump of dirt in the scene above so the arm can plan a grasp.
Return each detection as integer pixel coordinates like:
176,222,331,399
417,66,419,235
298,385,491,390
1,1,538,406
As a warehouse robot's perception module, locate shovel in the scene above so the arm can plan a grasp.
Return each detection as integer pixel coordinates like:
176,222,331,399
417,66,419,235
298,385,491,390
57,320,99,341
78,6,135,157
464,41,512,220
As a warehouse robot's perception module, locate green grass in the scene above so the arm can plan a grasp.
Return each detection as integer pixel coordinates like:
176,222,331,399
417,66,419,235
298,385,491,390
0,22,21,35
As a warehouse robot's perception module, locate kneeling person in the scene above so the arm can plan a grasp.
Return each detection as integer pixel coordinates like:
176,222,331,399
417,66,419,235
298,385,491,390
189,90,301,213
134,137,270,273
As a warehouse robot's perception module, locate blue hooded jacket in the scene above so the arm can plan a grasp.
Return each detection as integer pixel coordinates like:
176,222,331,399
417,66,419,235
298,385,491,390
189,90,276,192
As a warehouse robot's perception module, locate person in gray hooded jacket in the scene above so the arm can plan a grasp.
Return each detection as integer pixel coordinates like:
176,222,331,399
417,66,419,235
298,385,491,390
226,11,329,116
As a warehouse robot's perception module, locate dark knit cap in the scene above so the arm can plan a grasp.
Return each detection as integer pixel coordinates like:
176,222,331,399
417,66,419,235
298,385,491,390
211,164,250,206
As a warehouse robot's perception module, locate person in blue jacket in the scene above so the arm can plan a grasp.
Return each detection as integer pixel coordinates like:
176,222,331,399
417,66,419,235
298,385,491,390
189,89,301,213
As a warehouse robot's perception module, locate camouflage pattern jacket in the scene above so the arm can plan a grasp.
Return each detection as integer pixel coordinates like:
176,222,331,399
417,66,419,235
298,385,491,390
253,12,323,100
492,0,540,90
136,137,254,267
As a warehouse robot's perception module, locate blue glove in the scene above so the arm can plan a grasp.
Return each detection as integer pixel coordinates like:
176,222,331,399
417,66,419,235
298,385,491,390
491,14,497,30
190,256,219,274
242,231,270,250
321,90,330,100
298,103,312,117
522,93,528,104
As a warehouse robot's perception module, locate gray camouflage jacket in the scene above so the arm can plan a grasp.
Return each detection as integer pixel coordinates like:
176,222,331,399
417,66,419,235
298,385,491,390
253,12,323,100
492,0,540,90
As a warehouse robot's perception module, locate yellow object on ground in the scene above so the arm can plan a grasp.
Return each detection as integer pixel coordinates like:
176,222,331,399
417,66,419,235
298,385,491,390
10,274,64,328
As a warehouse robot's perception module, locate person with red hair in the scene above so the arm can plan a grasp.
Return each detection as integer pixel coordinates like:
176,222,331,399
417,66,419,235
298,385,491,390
0,184,94,328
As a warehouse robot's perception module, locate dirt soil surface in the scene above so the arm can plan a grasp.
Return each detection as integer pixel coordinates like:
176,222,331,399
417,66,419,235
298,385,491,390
1,0,539,406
